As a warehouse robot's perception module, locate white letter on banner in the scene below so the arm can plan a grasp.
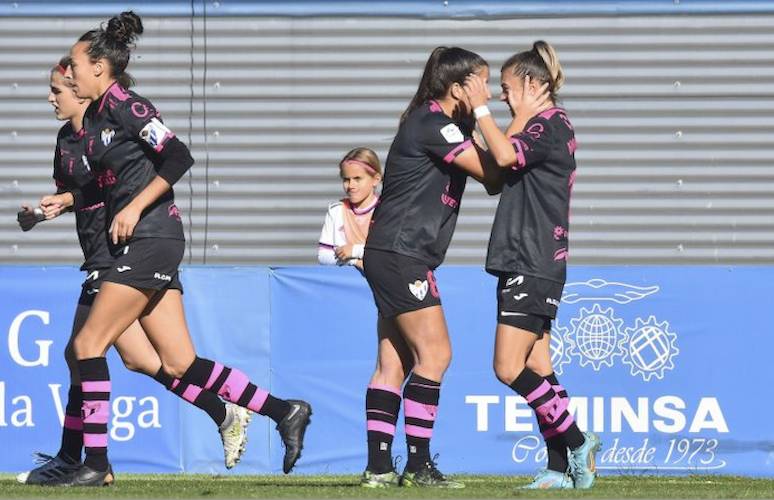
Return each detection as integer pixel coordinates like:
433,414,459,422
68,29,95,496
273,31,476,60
112,397,135,441
505,396,533,432
690,398,729,433
8,310,53,367
12,396,34,426
611,397,649,433
0,381,6,425
465,395,499,431
653,396,686,433
137,397,161,429
49,384,65,426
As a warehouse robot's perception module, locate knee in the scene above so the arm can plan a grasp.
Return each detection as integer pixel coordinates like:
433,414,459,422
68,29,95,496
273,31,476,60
415,348,451,379
494,359,524,386
72,330,97,360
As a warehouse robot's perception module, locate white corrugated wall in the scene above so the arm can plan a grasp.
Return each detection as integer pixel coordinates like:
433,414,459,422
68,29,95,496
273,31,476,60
1,14,773,264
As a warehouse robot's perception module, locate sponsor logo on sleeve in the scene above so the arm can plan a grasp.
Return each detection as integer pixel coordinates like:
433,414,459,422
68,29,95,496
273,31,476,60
440,123,464,143
139,118,173,150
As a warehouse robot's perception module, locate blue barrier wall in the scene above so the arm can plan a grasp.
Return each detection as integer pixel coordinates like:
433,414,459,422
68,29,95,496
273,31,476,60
1,266,772,476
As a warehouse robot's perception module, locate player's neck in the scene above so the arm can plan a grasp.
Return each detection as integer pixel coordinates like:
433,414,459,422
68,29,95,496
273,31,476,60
70,112,85,134
351,192,377,211
436,97,457,119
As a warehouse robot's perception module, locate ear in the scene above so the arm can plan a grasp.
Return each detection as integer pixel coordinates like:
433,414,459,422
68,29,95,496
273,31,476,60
450,82,465,101
93,60,105,78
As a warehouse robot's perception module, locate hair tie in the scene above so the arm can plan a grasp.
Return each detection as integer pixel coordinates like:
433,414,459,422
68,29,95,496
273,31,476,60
341,159,378,176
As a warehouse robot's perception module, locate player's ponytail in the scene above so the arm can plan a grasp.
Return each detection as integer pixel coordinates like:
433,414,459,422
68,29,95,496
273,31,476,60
78,11,143,88
401,46,488,123
502,40,564,102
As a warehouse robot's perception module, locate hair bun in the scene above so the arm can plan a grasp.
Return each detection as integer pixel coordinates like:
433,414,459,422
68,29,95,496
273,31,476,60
106,11,143,46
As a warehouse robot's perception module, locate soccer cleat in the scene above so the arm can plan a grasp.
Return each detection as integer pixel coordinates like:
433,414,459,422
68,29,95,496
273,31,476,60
219,403,252,469
360,469,401,488
519,469,573,489
569,431,602,489
400,457,464,489
16,452,80,485
276,399,312,474
60,463,114,487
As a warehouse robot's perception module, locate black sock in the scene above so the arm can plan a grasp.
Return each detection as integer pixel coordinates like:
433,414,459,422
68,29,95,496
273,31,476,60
153,368,227,427
77,358,110,472
57,385,83,463
510,368,584,451
180,356,290,424
542,373,569,472
403,373,440,472
366,384,401,473
258,394,291,424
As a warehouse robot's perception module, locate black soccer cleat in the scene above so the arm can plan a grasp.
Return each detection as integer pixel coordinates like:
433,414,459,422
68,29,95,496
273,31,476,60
61,463,114,487
276,399,312,474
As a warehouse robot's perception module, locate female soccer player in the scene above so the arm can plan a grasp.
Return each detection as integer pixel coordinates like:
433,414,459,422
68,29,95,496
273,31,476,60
62,12,310,485
359,46,509,489
318,147,381,269
464,41,601,489
16,57,250,485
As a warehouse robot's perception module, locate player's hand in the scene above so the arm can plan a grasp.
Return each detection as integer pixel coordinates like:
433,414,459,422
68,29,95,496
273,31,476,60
463,74,490,109
110,203,142,245
508,75,550,120
39,193,72,220
334,243,354,264
17,205,42,231
354,259,364,271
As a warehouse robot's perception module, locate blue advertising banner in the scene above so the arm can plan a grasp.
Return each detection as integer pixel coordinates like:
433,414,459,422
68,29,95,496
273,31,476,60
1,266,772,476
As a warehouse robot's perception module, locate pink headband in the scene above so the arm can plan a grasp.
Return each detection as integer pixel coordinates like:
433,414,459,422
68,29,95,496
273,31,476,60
54,64,67,75
341,159,379,176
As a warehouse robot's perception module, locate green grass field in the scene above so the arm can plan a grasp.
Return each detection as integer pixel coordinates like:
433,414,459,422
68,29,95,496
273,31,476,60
2,474,774,498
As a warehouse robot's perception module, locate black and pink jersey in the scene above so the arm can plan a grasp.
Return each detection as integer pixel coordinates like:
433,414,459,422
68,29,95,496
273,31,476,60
485,107,577,284
53,122,112,271
365,101,474,269
82,82,183,243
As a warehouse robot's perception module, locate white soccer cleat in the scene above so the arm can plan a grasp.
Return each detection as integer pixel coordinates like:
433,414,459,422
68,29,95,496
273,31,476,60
219,403,252,469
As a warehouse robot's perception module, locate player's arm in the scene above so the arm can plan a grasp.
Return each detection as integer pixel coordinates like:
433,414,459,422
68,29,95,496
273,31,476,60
464,74,549,168
110,99,194,244
318,205,339,266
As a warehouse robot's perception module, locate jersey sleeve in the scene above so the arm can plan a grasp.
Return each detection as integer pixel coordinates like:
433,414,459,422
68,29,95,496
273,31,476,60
318,205,338,265
118,95,176,153
419,114,475,165
509,117,554,170
52,143,85,209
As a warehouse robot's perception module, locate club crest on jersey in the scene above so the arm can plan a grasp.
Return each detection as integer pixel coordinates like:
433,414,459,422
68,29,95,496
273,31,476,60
440,123,464,143
409,279,429,301
101,128,115,146
139,118,173,151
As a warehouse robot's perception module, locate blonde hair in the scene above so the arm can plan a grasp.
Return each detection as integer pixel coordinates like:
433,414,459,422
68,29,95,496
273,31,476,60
502,40,564,101
339,147,382,177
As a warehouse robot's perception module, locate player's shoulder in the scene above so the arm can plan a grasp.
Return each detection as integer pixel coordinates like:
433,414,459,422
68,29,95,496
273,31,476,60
56,122,74,141
327,200,344,215
115,88,159,121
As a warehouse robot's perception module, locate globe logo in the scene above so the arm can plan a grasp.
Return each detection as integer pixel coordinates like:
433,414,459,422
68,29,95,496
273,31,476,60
568,305,626,370
549,322,572,375
623,316,679,381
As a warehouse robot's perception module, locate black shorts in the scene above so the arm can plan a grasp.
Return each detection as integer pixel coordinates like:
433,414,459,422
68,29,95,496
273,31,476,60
101,238,185,292
363,248,442,318
496,273,563,336
79,265,183,306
